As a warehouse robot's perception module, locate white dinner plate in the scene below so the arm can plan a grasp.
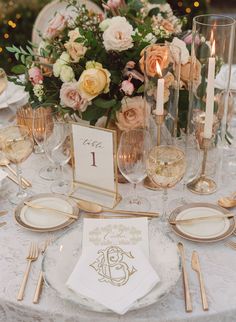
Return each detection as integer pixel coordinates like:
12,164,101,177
169,203,235,242
42,220,181,313
15,193,79,232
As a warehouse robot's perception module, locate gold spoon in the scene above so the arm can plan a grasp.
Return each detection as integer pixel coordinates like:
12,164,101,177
70,197,159,218
0,157,31,187
218,197,236,208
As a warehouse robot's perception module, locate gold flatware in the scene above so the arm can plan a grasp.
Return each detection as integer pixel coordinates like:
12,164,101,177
178,242,192,313
218,197,236,209
0,157,31,187
191,251,209,311
6,173,27,189
0,210,7,216
33,239,51,304
70,197,159,218
24,201,78,220
17,242,39,301
0,221,6,227
170,214,234,225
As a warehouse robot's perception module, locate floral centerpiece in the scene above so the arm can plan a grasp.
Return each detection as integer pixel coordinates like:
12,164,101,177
8,0,189,131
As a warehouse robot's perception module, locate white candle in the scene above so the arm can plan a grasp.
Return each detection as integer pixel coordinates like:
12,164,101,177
204,41,215,139
155,62,164,115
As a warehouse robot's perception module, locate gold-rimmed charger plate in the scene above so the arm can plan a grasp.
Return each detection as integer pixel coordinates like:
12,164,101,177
169,202,236,243
15,193,79,232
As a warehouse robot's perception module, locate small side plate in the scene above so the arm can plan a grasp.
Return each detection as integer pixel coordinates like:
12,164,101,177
169,202,236,242
15,193,79,232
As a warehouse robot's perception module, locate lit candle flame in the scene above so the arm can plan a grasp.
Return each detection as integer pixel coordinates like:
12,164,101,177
156,61,162,77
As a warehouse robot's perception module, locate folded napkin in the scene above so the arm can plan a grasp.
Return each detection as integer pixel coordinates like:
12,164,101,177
66,245,160,314
0,169,7,182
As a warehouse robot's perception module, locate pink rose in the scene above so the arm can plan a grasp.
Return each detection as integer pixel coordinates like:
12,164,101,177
44,13,67,39
120,80,134,96
60,82,87,112
183,33,200,45
107,0,122,9
28,67,43,85
116,96,147,131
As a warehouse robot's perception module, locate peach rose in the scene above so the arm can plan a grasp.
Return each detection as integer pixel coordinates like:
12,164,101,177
161,19,174,32
180,57,201,88
139,45,170,77
64,42,87,63
116,96,147,131
28,67,43,85
44,13,67,39
60,82,87,112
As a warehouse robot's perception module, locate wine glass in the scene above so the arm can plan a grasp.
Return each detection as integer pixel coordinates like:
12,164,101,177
117,129,151,211
0,68,8,95
32,107,59,180
2,125,34,204
44,121,72,194
146,145,186,228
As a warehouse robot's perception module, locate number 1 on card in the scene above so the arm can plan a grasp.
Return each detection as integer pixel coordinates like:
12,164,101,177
91,152,97,167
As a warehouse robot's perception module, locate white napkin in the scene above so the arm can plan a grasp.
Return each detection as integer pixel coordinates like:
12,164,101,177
215,64,236,90
66,245,160,315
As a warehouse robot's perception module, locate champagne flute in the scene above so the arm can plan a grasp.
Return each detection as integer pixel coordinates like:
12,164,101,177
44,121,71,194
2,125,34,204
0,68,8,95
117,129,151,211
146,145,186,228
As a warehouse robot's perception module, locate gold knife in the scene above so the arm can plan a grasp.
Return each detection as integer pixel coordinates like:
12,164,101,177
169,214,233,225
178,242,193,313
191,250,209,311
0,210,7,217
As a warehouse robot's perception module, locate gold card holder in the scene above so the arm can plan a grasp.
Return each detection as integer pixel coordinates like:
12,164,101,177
70,122,120,209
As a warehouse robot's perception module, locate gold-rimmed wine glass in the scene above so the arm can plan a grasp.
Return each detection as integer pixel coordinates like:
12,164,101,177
0,68,8,95
2,125,34,204
146,145,186,228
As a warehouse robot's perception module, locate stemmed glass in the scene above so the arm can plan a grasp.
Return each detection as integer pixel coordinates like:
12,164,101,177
117,129,151,211
146,145,186,228
44,121,72,194
0,68,8,95
2,125,34,204
32,107,59,180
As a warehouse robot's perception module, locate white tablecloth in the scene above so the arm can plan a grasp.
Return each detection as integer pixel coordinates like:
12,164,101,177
1,108,236,322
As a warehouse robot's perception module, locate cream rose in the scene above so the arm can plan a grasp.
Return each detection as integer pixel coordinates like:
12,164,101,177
170,37,189,65
60,82,87,111
180,57,201,89
77,62,111,100
68,27,81,42
103,17,134,52
60,65,75,83
116,96,147,131
139,44,170,77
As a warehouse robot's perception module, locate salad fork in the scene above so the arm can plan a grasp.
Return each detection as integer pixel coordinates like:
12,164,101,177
17,242,39,301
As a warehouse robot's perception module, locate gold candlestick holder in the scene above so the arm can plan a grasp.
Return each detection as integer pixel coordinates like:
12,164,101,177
187,137,217,195
144,113,165,190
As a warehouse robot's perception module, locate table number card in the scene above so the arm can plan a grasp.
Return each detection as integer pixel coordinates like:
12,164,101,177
71,123,119,208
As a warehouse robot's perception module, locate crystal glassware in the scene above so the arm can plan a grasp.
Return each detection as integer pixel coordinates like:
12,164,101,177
2,125,34,204
146,145,186,227
117,129,151,211
44,121,72,194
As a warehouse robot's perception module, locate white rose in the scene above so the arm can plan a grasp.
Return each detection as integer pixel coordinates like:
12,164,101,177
60,65,75,83
171,37,189,65
59,52,70,64
53,61,63,77
103,16,134,52
99,18,111,32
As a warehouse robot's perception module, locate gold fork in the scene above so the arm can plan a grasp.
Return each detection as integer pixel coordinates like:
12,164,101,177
33,239,51,304
17,242,39,301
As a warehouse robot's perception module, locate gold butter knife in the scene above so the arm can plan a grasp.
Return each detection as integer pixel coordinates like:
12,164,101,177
178,242,193,313
191,250,209,311
169,214,234,225
0,210,7,217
